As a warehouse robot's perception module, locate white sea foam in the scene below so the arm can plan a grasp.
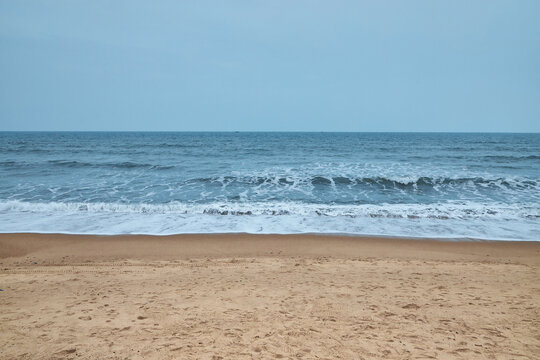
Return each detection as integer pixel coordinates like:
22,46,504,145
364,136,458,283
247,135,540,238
0,200,538,240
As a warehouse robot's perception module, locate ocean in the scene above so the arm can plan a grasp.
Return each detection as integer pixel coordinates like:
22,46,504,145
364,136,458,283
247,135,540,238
0,132,538,240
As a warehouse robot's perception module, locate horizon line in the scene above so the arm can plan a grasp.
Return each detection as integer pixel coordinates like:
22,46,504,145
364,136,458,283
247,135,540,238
0,130,539,134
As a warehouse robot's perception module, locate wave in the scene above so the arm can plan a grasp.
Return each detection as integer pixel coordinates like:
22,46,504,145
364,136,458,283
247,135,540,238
0,200,537,220
484,155,540,161
0,159,175,170
191,175,538,190
1,200,538,240
47,160,174,170
0,148,52,154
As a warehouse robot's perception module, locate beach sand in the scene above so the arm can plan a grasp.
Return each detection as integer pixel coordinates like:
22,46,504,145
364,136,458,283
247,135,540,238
1,233,539,359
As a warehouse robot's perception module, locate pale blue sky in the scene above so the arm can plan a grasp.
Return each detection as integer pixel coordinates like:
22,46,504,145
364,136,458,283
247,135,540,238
1,1,539,131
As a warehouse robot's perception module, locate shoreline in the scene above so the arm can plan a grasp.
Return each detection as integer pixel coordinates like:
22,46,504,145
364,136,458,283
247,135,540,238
1,230,537,242
1,232,539,265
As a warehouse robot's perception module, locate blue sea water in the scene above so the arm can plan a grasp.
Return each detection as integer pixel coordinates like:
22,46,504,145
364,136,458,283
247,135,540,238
0,132,538,240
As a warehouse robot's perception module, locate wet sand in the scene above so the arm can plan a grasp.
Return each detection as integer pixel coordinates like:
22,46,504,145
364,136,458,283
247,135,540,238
1,233,539,359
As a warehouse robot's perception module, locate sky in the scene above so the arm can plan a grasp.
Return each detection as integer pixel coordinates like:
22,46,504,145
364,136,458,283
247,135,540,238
0,1,539,132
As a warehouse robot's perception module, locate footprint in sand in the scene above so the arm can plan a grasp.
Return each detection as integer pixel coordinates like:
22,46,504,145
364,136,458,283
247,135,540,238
55,348,76,356
402,303,420,310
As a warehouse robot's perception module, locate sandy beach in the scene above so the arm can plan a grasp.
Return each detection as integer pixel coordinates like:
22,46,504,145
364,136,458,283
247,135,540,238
1,233,539,359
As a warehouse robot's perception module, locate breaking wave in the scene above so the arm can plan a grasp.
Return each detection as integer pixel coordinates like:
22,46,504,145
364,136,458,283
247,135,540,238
0,200,538,240
0,199,537,220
